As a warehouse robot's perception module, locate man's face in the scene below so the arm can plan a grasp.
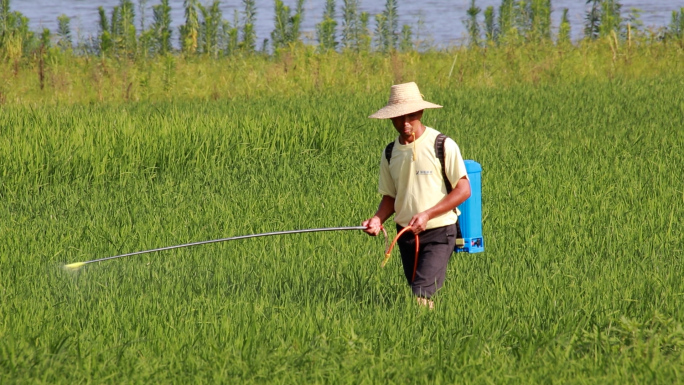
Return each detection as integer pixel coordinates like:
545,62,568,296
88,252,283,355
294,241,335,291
390,110,423,139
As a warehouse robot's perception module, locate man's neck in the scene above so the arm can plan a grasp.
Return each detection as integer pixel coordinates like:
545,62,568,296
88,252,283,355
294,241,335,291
399,124,426,144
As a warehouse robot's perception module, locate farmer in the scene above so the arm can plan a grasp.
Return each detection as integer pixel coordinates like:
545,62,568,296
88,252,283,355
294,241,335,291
362,82,471,309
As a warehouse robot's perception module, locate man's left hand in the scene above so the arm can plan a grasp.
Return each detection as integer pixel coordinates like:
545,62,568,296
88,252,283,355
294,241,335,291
408,212,429,234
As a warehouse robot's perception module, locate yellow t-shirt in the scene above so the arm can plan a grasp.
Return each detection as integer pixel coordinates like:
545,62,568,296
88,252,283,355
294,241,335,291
378,126,468,229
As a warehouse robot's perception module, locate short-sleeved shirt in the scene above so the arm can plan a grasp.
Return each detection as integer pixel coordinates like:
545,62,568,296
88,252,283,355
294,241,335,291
378,126,468,230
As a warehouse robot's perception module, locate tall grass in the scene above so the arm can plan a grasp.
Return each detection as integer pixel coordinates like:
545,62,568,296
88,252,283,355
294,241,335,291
1,72,683,382
1,40,682,105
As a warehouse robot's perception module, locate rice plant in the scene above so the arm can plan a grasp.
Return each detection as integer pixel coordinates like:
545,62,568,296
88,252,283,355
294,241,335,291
1,70,683,383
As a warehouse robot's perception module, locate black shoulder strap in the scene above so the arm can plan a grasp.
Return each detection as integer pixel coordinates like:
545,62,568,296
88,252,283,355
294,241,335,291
435,133,452,194
435,133,463,239
384,141,395,164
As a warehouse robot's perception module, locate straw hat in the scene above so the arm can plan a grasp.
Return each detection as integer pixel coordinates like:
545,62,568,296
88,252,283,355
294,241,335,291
369,82,442,119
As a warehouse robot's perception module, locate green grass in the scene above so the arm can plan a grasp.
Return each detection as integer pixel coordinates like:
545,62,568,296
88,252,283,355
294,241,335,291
1,74,684,383
2,40,683,105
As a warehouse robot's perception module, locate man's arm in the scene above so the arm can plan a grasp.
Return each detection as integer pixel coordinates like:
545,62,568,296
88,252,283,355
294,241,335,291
407,176,471,234
362,195,395,236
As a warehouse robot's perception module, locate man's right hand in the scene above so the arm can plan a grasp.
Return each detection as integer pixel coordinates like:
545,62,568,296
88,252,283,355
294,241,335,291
362,216,383,236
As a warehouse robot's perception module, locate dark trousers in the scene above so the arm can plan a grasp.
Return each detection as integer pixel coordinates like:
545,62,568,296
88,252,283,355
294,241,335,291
396,223,457,299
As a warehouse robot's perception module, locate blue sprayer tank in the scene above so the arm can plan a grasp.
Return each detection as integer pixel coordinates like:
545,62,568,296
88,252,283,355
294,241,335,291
455,160,484,253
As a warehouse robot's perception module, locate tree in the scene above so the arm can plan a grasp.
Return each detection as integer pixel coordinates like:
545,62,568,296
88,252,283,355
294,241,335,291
316,0,337,52
558,8,571,44
115,0,136,54
530,0,551,41
465,0,481,47
375,0,398,52
585,0,601,39
241,0,256,53
665,8,683,44
358,11,371,52
1,0,36,60
152,0,172,55
399,24,412,52
198,0,222,57
341,0,359,51
513,1,531,39
225,10,239,55
180,0,199,54
484,6,496,44
97,6,113,54
271,0,304,51
585,0,624,40
56,14,72,51
95,1,137,57
599,0,623,38
39,27,51,49
1,0,10,39
498,0,515,41
384,0,398,50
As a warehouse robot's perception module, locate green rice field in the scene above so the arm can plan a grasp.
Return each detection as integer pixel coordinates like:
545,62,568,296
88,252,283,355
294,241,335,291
1,55,684,382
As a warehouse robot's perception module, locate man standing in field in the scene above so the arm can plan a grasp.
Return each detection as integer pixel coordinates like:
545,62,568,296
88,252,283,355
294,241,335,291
362,82,471,309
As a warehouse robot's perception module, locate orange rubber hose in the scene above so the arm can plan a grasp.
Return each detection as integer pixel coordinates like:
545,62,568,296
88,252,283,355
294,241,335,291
381,226,420,283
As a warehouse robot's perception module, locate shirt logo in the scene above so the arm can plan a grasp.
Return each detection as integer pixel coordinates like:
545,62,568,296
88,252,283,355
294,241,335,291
416,170,433,175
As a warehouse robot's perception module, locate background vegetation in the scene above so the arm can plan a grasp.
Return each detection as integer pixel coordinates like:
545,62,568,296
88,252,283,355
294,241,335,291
0,0,683,105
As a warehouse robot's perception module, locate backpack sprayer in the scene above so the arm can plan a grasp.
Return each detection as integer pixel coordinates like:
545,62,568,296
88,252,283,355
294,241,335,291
455,160,484,253
63,161,483,271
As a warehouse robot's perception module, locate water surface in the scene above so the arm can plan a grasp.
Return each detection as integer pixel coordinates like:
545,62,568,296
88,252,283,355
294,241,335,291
13,0,684,48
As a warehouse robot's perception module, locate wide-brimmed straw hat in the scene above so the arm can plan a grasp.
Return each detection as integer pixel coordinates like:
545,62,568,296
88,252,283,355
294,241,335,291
369,82,442,119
